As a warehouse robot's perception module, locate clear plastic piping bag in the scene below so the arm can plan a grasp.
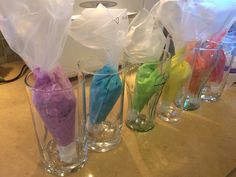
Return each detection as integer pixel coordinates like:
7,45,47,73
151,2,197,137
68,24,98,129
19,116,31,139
152,0,236,47
0,0,77,163
70,4,128,124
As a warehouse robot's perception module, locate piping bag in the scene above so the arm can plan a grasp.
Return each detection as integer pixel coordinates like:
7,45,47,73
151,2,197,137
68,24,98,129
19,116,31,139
132,63,168,111
89,65,122,124
208,33,236,84
152,0,236,98
160,49,192,106
125,8,167,112
70,4,128,124
153,0,236,46
0,0,77,163
186,40,226,94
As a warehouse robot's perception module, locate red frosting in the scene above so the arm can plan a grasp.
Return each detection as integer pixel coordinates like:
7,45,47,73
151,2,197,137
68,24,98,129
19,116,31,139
186,42,226,94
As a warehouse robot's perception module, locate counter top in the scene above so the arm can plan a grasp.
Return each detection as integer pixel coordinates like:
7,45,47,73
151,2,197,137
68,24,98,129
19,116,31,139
1,61,236,177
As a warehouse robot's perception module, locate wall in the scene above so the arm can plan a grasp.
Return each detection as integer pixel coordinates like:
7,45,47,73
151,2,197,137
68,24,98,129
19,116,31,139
0,32,21,64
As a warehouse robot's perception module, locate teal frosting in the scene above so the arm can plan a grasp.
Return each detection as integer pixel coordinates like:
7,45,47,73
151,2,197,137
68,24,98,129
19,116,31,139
90,65,122,124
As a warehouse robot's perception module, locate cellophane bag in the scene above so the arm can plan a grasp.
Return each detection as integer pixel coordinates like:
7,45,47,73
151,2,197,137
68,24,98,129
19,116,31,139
152,0,236,98
0,0,77,162
125,7,168,112
154,0,236,46
70,4,128,124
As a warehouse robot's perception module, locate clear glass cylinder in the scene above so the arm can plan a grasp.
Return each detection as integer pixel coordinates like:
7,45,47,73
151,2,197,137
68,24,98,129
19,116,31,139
78,63,126,152
201,37,236,102
158,43,197,123
184,41,224,111
25,69,87,176
125,51,171,132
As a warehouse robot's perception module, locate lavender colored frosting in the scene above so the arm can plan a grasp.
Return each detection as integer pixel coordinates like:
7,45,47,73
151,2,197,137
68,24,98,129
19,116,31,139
32,67,76,146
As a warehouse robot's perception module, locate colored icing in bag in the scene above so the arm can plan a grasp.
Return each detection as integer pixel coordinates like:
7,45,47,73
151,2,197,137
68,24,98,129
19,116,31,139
133,63,167,112
90,65,122,124
212,32,236,84
70,4,128,124
153,0,236,100
209,55,226,83
161,50,192,105
187,47,225,94
33,67,77,163
124,7,168,112
0,0,77,163
33,67,76,147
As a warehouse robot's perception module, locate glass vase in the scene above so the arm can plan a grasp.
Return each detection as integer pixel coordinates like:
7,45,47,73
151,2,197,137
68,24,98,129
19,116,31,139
78,63,126,152
125,51,171,132
201,36,236,102
157,40,200,123
184,41,224,110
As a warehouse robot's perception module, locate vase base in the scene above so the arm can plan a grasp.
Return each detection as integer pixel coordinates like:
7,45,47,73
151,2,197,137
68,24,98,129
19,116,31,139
44,161,86,177
159,115,181,123
87,121,121,152
183,97,200,111
42,140,87,176
126,117,155,132
158,105,182,123
201,94,219,102
88,137,121,152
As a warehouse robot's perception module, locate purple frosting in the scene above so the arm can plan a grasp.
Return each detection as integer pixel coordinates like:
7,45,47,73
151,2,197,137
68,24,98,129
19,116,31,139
32,67,76,146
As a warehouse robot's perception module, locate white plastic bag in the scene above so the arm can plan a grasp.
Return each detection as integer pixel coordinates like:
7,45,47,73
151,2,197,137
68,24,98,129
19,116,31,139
0,0,77,163
70,4,128,125
70,4,128,69
0,0,73,70
152,0,236,49
125,8,166,63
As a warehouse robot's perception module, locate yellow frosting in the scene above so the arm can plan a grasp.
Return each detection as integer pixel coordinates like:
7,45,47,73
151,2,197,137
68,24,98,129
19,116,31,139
161,49,192,105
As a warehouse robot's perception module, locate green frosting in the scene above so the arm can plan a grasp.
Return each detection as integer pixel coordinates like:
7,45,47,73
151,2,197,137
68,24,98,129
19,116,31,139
133,63,167,112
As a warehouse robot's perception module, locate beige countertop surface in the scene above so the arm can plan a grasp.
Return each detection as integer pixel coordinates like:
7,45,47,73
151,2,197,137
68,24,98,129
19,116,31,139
1,61,236,177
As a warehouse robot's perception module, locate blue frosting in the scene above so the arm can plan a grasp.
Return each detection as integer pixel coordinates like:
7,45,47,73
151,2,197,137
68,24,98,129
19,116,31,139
89,65,122,124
